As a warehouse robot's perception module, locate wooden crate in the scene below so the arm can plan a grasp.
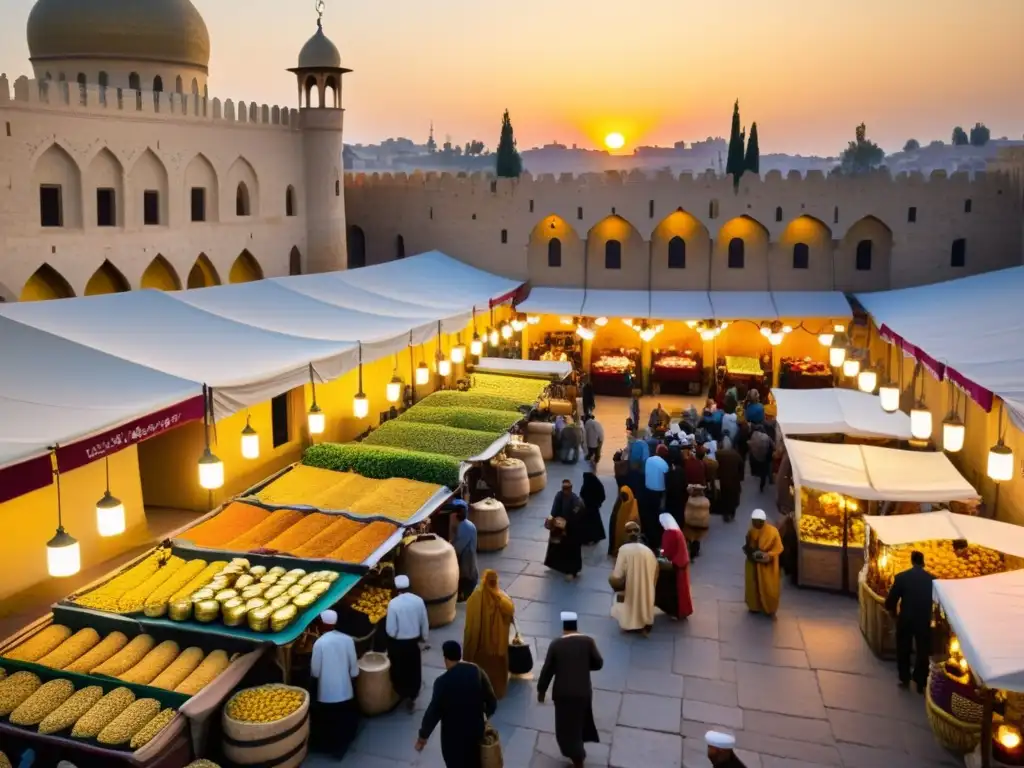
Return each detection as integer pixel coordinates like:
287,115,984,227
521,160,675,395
798,540,844,591
859,575,896,659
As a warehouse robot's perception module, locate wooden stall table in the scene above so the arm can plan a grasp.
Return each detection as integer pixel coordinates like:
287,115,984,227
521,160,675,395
780,358,833,389
590,350,638,396
651,350,702,395
720,355,770,401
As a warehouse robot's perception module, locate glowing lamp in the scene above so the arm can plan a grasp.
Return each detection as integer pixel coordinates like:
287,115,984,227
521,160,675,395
470,335,483,357
576,324,595,340
942,413,965,453
95,492,126,537
511,318,525,332
878,553,888,570
489,328,500,346
783,325,793,334
501,323,513,340
700,329,715,342
997,725,1022,751
559,317,572,325
720,322,729,330
988,443,1014,482
685,320,697,328
949,637,961,655
451,344,466,364
46,527,80,578
760,325,771,337
768,332,783,346
197,447,225,490
595,316,608,327
857,368,878,393
527,315,540,325
879,382,900,413
819,332,834,347
438,358,452,377
386,375,403,403
829,343,847,368
842,358,860,378
958,657,969,673
415,362,430,386
240,420,260,460
307,403,326,435
910,404,933,441
834,324,846,332
353,392,369,419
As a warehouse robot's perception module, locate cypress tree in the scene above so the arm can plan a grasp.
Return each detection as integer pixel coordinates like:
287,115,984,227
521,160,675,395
744,122,760,174
726,100,745,184
495,109,523,178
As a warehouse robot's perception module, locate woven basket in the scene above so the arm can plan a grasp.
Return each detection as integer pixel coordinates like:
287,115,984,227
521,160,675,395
925,680,982,755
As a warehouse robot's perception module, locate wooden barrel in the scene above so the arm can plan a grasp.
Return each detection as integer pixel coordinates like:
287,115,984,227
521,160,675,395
506,442,547,493
493,458,530,509
356,651,399,716
684,495,710,529
470,498,510,552
222,685,309,768
400,534,459,627
549,399,573,417
525,421,554,460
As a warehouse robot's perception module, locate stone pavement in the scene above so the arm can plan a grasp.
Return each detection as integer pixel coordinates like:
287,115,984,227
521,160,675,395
317,395,960,768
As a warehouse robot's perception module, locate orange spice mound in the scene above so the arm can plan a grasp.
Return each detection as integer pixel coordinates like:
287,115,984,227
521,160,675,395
264,513,336,555
292,517,365,558
327,522,399,564
223,509,305,551
182,503,271,548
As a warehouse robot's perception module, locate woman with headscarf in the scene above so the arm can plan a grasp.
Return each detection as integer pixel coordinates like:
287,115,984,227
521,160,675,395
657,513,693,620
463,569,516,698
578,471,607,546
545,479,585,580
607,486,640,557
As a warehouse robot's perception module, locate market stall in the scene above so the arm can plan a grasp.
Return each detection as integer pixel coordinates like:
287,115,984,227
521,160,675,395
779,357,833,389
786,440,979,593
651,348,702,395
718,355,770,401
772,388,913,442
590,348,639,396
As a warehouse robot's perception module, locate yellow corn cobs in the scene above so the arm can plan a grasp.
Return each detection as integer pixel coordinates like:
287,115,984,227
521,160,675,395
91,634,155,677
36,628,101,670
185,761,222,768
0,671,42,716
129,706,177,749
170,561,228,602
144,560,209,616
71,686,136,739
119,640,180,684
96,697,161,746
73,550,170,612
117,557,186,613
149,647,204,690
63,631,129,674
38,685,105,734
9,678,75,726
0,751,10,768
4,625,73,662
174,649,230,695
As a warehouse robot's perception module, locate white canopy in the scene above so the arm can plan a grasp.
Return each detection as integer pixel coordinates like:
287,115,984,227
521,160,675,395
581,290,650,320
787,440,978,502
649,291,715,321
858,267,1024,425
772,388,912,439
772,291,852,319
865,511,1024,559
472,358,572,380
934,570,1024,692
709,291,778,320
516,287,585,317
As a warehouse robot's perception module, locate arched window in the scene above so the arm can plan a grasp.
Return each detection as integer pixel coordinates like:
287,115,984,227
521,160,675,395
500,229,508,244
236,182,251,217
76,73,86,88
191,78,199,96
285,186,295,217
833,206,839,224
289,247,302,276
347,226,366,268
98,71,108,88
728,237,745,269
951,238,966,268
175,76,183,94
547,238,562,268
668,236,686,269
396,235,406,260
152,75,162,92
793,243,810,269
856,240,872,271
709,199,719,219
775,206,783,222
605,240,622,269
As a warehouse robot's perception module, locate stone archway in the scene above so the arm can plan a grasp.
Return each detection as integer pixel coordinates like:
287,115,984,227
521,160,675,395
20,264,75,301
229,251,264,284
348,225,366,268
650,209,711,290
585,215,647,290
187,253,221,289
141,255,182,291
526,215,584,287
85,260,130,295
837,216,893,291
774,215,833,290
711,215,769,290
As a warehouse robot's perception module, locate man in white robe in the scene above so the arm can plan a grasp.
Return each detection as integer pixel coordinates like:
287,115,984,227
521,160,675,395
609,522,659,634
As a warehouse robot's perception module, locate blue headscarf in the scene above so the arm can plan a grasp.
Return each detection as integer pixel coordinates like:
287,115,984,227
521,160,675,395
628,439,650,469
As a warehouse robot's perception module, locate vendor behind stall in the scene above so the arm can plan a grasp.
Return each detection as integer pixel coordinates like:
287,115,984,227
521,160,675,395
452,500,480,601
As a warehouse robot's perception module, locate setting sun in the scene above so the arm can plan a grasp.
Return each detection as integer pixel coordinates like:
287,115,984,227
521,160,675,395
604,132,625,150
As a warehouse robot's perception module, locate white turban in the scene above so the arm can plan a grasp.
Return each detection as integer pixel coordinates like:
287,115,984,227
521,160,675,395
705,730,736,749
751,509,767,521
320,609,338,624
560,611,578,623
394,575,410,590
659,513,680,532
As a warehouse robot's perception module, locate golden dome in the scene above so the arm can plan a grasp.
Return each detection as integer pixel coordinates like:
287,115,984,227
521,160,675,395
27,0,211,70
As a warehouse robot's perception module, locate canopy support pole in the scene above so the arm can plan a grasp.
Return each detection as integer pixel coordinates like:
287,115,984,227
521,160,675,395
981,687,994,768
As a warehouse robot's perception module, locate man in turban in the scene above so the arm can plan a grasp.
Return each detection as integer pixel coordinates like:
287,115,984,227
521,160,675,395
743,509,784,616
705,730,747,766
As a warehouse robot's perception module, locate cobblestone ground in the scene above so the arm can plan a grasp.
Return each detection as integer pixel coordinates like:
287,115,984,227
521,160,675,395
316,396,960,768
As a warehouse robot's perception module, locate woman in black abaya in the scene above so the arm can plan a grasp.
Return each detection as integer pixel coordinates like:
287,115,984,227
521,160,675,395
578,471,607,546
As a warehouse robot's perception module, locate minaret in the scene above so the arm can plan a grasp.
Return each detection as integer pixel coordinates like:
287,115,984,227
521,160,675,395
289,1,351,272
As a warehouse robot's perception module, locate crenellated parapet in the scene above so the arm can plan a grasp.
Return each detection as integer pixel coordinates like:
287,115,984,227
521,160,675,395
0,73,300,131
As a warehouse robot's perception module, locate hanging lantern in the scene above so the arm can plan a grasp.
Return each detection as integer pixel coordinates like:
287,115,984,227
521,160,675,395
240,416,260,460
910,403,933,441
451,343,466,364
415,361,430,385
197,447,225,490
46,527,80,578
857,367,878,393
879,381,900,412
94,456,125,537
782,325,793,334
760,325,771,338
829,334,847,368
353,391,369,419
307,403,325,435
942,412,965,453
511,317,526,332
988,442,1014,482
685,320,697,328
842,357,860,378
700,328,715,342
768,332,783,346
438,358,452,377
386,375,403,403
470,333,483,357
595,316,608,327
719,321,729,330
819,332,834,347
501,322,513,340
488,327,499,346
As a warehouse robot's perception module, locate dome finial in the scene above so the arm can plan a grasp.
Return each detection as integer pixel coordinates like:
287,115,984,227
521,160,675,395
315,0,325,27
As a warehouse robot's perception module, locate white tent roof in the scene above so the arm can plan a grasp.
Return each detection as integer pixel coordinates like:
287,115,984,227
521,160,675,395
517,287,585,317
0,316,200,469
582,290,650,320
650,291,715,321
772,291,852,319
858,267,1024,425
787,440,978,501
865,511,1024,558
709,291,779,320
934,570,1024,692
472,358,572,380
772,388,912,439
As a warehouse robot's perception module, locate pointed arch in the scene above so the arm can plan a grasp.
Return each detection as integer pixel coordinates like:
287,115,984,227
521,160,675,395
85,260,130,295
776,215,833,288
527,215,583,287
712,215,770,289
285,185,296,217
185,152,219,222
175,75,183,94
87,147,123,228
229,251,263,283
347,225,366,268
227,156,259,218
128,148,169,227
838,215,893,290
303,75,317,109
141,255,181,291
236,182,251,216
586,215,647,289
289,247,302,276
650,208,711,289
34,143,82,228
395,234,406,260
153,75,163,92
20,263,74,301
187,253,221,289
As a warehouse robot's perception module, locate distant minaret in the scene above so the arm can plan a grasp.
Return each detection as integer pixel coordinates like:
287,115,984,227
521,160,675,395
427,121,437,154
289,0,351,272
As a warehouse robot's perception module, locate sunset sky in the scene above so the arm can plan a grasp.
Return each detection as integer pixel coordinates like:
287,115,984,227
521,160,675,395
2,0,1023,155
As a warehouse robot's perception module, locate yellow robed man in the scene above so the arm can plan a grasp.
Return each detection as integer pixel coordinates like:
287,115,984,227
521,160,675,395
743,509,784,616
463,569,515,698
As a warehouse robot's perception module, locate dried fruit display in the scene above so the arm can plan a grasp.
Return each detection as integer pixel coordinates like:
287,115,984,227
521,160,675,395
254,466,352,507
867,540,1006,596
264,513,336,553
346,478,441,519
291,517,364,558
226,684,306,723
304,443,460,488
363,421,500,459
398,405,520,434
223,509,305,551
311,474,384,511
181,503,270,548
327,522,398,564
350,586,392,624
797,491,865,547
